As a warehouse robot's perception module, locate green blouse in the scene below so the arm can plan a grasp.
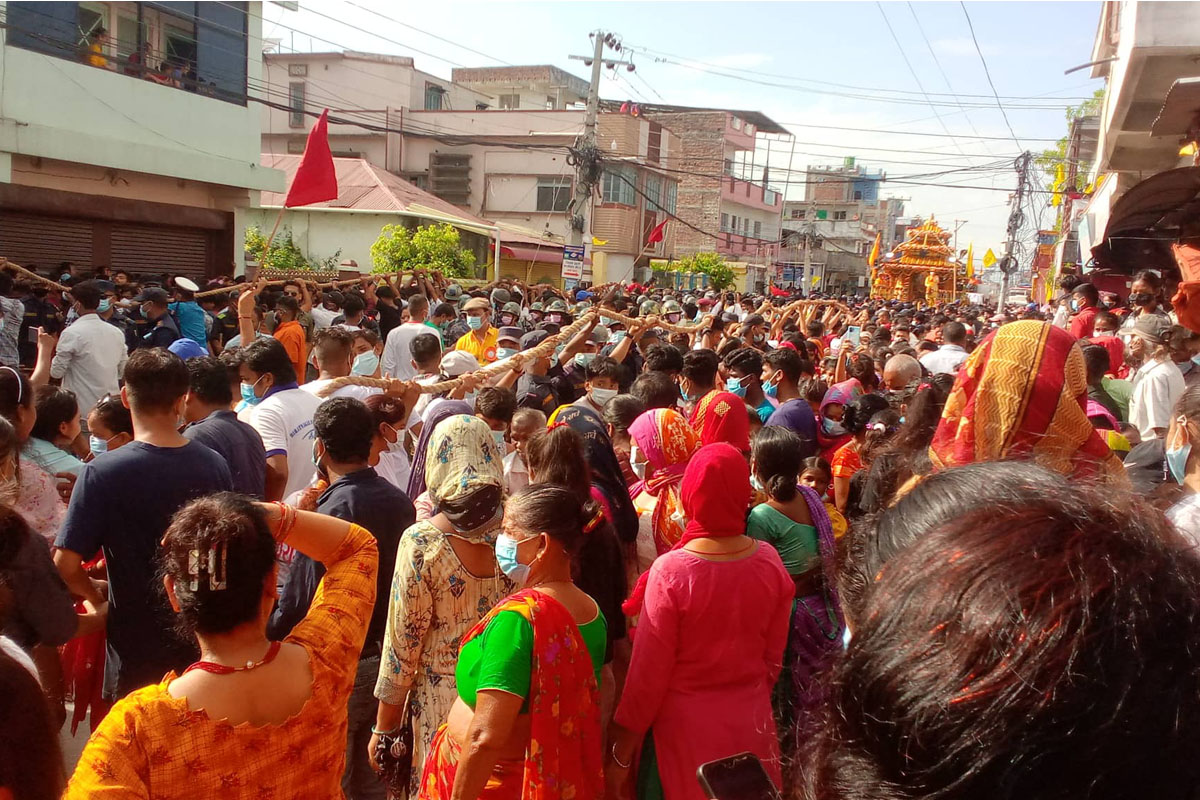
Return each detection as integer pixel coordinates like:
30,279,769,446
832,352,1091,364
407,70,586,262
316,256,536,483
746,503,819,576
455,605,608,711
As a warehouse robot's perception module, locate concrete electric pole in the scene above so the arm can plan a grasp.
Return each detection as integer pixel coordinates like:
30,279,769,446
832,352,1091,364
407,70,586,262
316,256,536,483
998,152,1032,306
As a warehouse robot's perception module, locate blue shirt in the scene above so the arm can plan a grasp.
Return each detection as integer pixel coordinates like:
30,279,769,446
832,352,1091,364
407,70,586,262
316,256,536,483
765,398,818,460
267,467,415,656
182,410,267,498
169,300,207,346
22,437,86,477
56,441,232,699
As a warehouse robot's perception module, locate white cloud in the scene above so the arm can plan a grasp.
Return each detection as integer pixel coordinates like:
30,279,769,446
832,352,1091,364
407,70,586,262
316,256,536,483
930,37,1002,58
705,52,773,70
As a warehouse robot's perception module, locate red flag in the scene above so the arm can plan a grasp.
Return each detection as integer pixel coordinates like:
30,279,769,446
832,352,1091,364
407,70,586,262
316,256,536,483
646,218,668,244
285,109,339,207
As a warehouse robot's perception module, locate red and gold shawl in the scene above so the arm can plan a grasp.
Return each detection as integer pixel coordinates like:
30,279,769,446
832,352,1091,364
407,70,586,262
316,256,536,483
419,589,603,800
688,390,750,453
928,320,1127,485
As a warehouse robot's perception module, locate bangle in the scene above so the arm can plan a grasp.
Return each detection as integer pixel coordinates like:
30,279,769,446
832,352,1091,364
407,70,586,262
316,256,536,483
272,501,297,543
372,726,401,736
238,315,254,320
610,743,631,770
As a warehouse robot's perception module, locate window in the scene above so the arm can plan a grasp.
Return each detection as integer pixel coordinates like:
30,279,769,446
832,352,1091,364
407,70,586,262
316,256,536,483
644,174,662,211
731,116,742,130
730,215,739,233
164,21,197,66
853,190,863,201
115,13,143,63
601,166,636,206
289,82,305,127
723,159,733,176
790,209,806,220
721,213,729,231
663,181,677,215
745,123,756,137
536,178,572,212
546,95,556,110
833,211,848,221
288,63,308,77
499,93,520,109
78,4,107,48
647,122,662,164
754,221,762,238
425,83,445,110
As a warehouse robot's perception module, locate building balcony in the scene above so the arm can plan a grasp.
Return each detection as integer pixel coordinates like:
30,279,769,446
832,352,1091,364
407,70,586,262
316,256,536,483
716,230,777,258
721,175,780,211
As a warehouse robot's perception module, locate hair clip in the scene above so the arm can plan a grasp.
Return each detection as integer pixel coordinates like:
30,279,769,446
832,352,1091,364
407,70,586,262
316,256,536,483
186,548,201,592
869,422,887,432
207,541,227,591
917,382,932,392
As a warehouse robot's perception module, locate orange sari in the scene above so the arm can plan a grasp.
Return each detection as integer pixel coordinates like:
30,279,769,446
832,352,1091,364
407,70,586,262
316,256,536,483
419,590,604,800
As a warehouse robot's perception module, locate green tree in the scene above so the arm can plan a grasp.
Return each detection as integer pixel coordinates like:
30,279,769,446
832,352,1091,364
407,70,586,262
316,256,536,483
675,252,735,291
371,223,476,278
244,226,341,271
1036,87,1105,193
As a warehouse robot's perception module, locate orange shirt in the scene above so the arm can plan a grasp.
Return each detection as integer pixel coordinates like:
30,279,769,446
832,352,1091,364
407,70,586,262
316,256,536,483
830,440,863,480
65,524,378,799
273,320,307,383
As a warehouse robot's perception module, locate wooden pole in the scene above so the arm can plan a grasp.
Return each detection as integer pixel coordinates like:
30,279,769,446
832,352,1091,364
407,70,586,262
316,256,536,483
260,205,288,261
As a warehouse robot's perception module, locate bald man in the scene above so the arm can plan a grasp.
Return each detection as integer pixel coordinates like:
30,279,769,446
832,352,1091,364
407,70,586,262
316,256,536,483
883,353,923,392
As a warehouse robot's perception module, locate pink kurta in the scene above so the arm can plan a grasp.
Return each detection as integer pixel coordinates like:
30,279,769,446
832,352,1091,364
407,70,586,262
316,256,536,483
615,542,793,799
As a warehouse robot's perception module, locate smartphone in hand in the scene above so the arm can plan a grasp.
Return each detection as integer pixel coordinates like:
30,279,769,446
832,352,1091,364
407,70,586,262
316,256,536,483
696,753,781,800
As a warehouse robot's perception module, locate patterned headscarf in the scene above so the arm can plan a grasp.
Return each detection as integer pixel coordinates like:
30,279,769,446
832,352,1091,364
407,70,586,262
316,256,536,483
424,415,505,535
688,390,750,453
406,400,472,499
928,321,1127,485
628,408,700,554
549,405,639,544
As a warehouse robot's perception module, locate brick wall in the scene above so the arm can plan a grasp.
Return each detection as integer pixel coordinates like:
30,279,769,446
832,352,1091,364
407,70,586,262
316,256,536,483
807,169,850,204
643,111,727,256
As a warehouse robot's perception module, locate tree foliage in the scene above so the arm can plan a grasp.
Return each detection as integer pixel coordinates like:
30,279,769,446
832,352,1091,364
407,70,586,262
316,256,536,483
245,226,341,271
1036,88,1105,192
674,252,736,290
370,223,476,278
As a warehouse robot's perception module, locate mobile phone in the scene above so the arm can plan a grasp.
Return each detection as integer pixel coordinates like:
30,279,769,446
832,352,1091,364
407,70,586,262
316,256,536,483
696,753,781,800
844,325,862,347
27,327,40,344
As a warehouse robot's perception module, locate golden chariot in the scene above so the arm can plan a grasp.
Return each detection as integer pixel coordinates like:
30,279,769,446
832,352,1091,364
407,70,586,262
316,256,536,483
870,218,967,304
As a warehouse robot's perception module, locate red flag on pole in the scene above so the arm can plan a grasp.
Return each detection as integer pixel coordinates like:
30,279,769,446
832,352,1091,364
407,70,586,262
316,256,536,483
285,108,339,208
646,219,669,244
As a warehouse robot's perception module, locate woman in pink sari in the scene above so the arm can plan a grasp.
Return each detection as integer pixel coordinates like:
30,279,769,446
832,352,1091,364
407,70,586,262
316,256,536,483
607,443,794,800
627,408,700,570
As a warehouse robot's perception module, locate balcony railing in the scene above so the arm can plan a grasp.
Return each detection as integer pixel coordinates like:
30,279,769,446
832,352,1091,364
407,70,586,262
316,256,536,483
721,174,780,209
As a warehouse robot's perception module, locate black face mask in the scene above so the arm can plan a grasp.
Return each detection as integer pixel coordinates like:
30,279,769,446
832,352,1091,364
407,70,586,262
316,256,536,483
1129,292,1154,306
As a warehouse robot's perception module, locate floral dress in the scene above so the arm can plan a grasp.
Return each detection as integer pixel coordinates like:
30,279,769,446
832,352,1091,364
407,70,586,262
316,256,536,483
375,519,512,799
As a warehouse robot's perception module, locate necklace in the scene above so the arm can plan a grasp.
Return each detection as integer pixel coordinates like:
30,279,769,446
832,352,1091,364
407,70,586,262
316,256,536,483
185,641,282,675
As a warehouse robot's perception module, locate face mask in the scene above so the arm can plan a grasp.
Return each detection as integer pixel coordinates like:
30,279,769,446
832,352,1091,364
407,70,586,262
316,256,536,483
1192,355,1200,368
499,314,514,326
669,509,686,525
492,429,506,450
590,387,618,407
98,299,112,313
574,352,597,368
1070,299,1080,312
822,417,847,437
311,441,324,472
495,533,533,586
630,444,648,481
548,313,563,325
1129,292,1153,306
726,374,750,398
496,347,518,360
467,315,485,331
89,435,111,456
530,312,543,323
240,378,264,406
764,375,779,399
1168,417,1192,483
666,313,681,324
611,330,627,344
600,316,615,327
753,332,766,343
352,351,380,376
383,424,405,453
750,473,764,492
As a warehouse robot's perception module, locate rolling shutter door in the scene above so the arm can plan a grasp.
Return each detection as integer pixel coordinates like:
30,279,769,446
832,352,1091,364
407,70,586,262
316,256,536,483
0,213,93,271
110,224,208,279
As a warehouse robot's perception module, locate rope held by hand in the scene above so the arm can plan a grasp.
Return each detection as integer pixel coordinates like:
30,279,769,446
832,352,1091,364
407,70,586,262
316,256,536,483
0,258,69,292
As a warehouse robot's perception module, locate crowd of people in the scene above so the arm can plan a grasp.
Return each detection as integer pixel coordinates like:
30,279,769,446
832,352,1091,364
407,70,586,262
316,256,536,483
2,258,1200,800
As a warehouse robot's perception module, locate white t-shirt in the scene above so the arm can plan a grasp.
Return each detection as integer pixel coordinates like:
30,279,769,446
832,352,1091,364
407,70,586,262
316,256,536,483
374,448,412,493
1167,493,1200,549
247,386,322,498
504,450,529,495
382,322,435,380
310,305,338,329
300,378,382,404
1129,358,1185,439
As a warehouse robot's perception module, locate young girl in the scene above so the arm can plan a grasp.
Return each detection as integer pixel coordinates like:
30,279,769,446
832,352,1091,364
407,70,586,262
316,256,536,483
800,457,846,541
829,395,892,511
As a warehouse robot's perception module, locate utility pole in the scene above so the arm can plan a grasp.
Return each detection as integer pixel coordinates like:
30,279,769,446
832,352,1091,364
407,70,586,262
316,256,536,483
801,197,817,297
998,152,1031,306
567,32,635,251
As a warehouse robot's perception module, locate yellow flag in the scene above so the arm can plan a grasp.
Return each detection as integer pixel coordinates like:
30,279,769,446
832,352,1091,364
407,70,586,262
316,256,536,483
591,236,608,246
811,274,821,286
867,233,881,268
982,248,997,269
965,243,974,280
1050,163,1066,207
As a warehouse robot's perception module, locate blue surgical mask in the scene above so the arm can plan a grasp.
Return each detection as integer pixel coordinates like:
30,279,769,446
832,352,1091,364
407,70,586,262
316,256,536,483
574,352,597,368
467,315,485,331
750,474,764,492
1191,354,1200,368
98,299,112,314
492,429,506,450
1168,418,1192,483
240,377,263,406
352,351,380,376
611,330,627,344
497,347,518,360
600,316,615,327
590,387,618,406
89,435,110,456
822,417,847,437
1070,299,1080,312
495,533,533,586
764,376,779,399
726,374,750,398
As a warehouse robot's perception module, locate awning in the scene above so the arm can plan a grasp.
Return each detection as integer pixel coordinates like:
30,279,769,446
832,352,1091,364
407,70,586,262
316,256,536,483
1093,166,1200,273
493,244,590,265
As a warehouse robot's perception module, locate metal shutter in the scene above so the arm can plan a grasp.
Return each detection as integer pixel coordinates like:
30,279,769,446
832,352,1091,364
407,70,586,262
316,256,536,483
110,224,208,279
0,213,94,271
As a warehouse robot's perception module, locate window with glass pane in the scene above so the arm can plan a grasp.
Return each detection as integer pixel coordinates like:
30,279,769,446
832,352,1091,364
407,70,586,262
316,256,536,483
644,175,662,211
425,83,444,110
536,178,571,212
754,221,762,238
602,167,636,205
664,181,677,215
289,82,305,127
499,94,520,109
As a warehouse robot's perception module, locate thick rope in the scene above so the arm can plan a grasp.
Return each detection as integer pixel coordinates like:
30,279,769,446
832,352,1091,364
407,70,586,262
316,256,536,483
0,258,69,292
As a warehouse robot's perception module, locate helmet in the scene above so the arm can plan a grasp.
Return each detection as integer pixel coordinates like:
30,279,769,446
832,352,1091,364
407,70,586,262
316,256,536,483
530,301,544,312
575,300,592,313
490,288,511,305
636,295,649,305
662,299,683,314
445,284,463,301
682,295,696,305
547,299,568,313
502,301,522,315
639,300,662,316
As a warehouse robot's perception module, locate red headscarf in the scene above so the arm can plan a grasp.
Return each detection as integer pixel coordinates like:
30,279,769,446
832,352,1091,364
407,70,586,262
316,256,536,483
688,390,751,453
1088,334,1126,378
623,443,751,616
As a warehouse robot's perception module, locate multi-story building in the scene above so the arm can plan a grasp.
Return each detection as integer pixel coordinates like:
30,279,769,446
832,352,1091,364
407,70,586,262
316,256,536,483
399,108,681,283
633,105,788,290
450,65,588,111
0,1,283,278
778,159,905,294
260,51,493,174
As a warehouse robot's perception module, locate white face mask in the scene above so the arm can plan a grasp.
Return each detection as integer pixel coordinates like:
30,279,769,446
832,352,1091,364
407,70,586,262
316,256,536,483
590,387,618,407
629,444,648,481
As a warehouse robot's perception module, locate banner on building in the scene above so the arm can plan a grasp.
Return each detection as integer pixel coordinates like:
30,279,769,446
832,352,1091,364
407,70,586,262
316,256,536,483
561,245,585,281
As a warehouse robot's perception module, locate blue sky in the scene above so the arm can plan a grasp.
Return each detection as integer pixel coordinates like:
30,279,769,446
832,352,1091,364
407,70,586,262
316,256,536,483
264,1,1106,252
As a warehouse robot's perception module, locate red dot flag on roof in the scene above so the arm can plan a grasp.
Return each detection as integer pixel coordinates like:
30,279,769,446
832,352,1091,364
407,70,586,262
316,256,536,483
284,109,339,208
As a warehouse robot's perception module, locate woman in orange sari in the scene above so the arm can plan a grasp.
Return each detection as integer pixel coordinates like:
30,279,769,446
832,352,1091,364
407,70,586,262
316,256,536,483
419,485,605,800
928,320,1127,484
